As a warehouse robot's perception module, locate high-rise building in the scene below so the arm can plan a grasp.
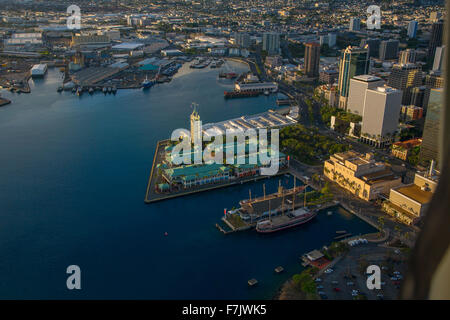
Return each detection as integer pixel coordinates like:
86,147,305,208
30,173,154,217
388,63,422,105
262,32,280,55
360,38,380,58
347,75,385,115
349,18,360,31
420,88,443,168
407,21,418,38
235,33,250,48
337,46,370,109
190,106,202,145
328,33,337,47
304,42,321,78
379,40,399,60
428,21,443,62
410,86,427,108
432,45,446,71
361,86,403,148
399,49,417,65
423,71,444,112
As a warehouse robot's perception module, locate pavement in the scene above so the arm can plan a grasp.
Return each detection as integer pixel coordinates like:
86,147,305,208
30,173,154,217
316,243,407,300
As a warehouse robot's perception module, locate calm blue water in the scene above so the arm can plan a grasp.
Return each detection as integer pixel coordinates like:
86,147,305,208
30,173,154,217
0,62,376,299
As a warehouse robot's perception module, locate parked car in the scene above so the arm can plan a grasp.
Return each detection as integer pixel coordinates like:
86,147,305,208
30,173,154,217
316,285,324,289
318,291,325,295
333,287,341,292
315,278,322,282
331,280,339,285
346,282,354,286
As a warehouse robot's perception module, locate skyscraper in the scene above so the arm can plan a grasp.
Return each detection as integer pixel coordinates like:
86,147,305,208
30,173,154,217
338,46,370,109
262,32,280,55
360,38,381,58
379,40,399,60
347,75,385,115
304,42,320,78
235,33,250,48
428,20,443,62
407,21,418,38
361,86,402,148
432,45,446,71
349,18,360,31
420,88,443,168
388,63,422,105
399,49,416,65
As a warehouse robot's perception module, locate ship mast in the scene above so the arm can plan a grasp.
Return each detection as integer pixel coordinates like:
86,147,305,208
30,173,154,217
304,186,307,207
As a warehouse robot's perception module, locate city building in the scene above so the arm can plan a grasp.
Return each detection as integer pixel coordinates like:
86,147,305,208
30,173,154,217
235,33,251,48
432,45,446,72
388,63,422,105
419,88,444,168
360,38,380,58
391,139,422,161
304,42,320,78
379,40,399,60
407,21,418,38
337,46,370,109
361,86,402,148
410,86,426,108
262,32,280,55
383,168,439,225
347,75,385,116
399,49,416,65
428,20,443,62
319,70,339,85
324,151,402,201
71,34,111,48
349,18,360,31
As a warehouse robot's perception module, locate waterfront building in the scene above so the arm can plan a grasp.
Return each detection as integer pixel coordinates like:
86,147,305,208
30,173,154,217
399,49,416,65
391,139,422,161
428,20,443,62
360,38,380,58
419,88,444,168
388,63,422,106
361,86,402,148
407,21,418,39
262,32,280,55
235,82,278,93
379,40,399,61
383,169,439,225
347,75,385,116
304,42,320,78
337,46,370,110
432,46,446,72
324,151,402,201
349,18,360,31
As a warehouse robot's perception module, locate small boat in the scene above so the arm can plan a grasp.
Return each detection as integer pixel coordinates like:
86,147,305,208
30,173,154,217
142,76,154,89
57,86,63,92
274,266,284,273
72,87,77,94
264,90,270,96
102,87,107,94
327,211,333,216
112,86,117,94
248,279,258,286
76,87,82,96
89,87,94,94
107,87,112,93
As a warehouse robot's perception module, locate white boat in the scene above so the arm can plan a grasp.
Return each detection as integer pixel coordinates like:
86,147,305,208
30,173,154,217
31,64,48,77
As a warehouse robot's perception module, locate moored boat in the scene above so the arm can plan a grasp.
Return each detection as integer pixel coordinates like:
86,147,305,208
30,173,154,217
256,207,317,233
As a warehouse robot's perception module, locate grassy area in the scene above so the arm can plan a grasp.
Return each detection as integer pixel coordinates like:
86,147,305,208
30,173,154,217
280,124,350,165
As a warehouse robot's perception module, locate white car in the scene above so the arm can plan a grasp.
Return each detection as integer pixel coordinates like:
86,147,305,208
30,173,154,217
324,268,333,274
315,278,322,282
346,282,354,286
393,271,400,275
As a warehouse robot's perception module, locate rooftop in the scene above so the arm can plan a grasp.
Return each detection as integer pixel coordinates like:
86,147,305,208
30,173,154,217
394,184,433,204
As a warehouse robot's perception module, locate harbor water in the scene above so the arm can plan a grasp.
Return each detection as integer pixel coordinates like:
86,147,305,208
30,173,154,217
0,61,376,299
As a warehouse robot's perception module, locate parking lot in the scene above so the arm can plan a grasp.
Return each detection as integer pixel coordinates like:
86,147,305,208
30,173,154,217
315,243,408,300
